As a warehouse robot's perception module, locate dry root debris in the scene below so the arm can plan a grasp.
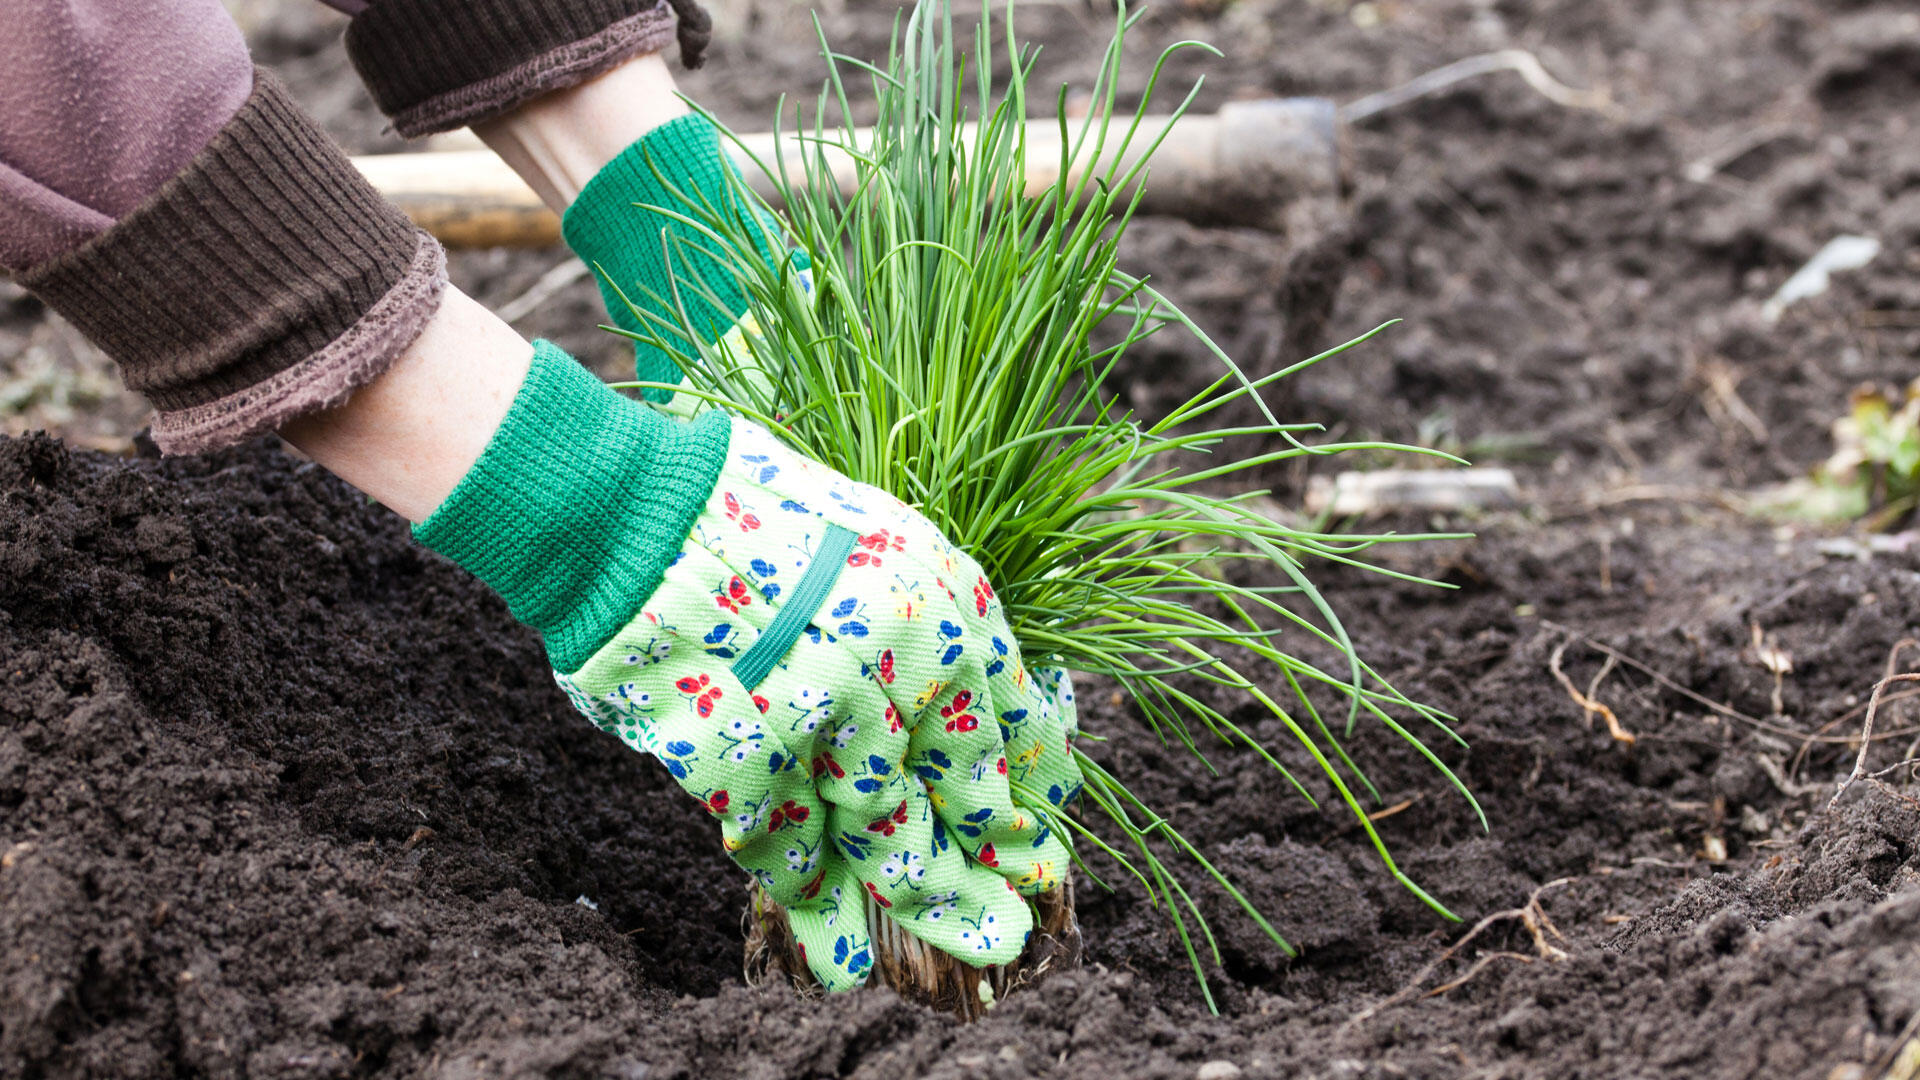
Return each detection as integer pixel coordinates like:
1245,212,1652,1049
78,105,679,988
1345,878,1575,1033
744,875,1082,1021
1549,638,1636,745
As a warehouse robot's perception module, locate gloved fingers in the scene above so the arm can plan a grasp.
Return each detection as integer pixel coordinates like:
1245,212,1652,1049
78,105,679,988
891,526,1065,773
748,622,1032,967
900,656,1072,896
976,631,1084,897
824,784,1033,968
773,444,1071,885
778,858,876,991
986,648,1085,817
945,533,1083,815
1038,664,1082,739
836,565,1063,890
1010,665,1085,811
880,542,1074,893
706,420,1068,891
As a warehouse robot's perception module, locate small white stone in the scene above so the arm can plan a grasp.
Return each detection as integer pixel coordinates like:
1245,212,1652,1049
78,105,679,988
1197,1062,1243,1080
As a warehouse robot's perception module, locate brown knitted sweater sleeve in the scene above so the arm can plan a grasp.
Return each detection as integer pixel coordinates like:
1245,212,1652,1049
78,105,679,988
17,70,446,455
344,0,710,138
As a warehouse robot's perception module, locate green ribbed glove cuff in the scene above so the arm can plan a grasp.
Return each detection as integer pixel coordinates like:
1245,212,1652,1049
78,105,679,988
414,340,730,671
562,113,796,402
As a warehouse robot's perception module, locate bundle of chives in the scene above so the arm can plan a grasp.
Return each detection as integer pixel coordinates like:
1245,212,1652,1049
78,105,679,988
610,0,1483,1010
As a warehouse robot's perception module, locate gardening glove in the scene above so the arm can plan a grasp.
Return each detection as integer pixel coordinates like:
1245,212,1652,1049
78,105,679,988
562,112,804,415
552,415,1087,986
415,341,1083,991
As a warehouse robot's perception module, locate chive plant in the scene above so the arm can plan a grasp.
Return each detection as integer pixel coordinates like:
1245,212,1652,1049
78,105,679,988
611,0,1484,1010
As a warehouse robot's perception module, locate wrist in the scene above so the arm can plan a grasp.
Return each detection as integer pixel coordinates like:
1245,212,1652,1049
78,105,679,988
472,53,691,213
412,340,730,670
563,113,803,399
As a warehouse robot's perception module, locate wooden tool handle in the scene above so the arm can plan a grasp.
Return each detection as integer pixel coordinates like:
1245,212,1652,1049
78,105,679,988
350,98,1340,248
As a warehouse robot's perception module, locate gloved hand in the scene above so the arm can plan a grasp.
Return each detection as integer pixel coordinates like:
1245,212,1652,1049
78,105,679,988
559,417,1084,987
417,342,1084,991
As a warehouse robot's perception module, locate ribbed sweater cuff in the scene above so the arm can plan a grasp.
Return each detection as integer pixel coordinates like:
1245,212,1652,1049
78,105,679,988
345,0,678,137
414,341,730,672
563,113,794,400
14,69,444,455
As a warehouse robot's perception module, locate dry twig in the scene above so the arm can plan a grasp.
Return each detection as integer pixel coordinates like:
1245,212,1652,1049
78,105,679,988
1697,358,1772,445
1681,125,1807,185
1865,757,1920,783
1423,952,1536,998
1871,1006,1920,1080
1747,623,1794,719
1789,688,1920,780
1832,639,1920,809
1581,484,1750,513
1336,793,1426,836
1869,778,1920,812
1542,622,1813,742
1346,879,1574,1030
1550,640,1636,744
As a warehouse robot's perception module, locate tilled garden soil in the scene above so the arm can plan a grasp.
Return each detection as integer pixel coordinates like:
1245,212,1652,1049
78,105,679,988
5,0,1920,1077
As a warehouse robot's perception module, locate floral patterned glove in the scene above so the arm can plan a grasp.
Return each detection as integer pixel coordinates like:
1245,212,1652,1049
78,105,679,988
556,418,1084,989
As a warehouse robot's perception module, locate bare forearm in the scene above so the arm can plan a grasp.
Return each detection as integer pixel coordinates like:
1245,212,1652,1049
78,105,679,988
279,288,533,523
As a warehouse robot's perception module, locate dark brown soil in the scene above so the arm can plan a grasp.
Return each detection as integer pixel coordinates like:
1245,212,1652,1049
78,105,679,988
6,0,1920,1077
